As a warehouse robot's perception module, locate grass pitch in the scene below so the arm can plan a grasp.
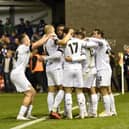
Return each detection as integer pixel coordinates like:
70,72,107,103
0,92,129,129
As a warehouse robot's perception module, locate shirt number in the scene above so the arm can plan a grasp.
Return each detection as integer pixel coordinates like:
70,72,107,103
68,42,78,54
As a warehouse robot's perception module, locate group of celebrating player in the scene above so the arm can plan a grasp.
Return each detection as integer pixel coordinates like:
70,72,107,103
10,24,117,120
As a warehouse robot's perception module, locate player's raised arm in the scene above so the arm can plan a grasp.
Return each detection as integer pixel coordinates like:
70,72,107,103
57,28,74,45
31,34,50,50
84,37,103,48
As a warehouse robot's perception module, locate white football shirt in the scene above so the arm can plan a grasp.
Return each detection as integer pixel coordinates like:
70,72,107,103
13,44,31,71
44,38,63,70
95,39,111,70
63,37,86,69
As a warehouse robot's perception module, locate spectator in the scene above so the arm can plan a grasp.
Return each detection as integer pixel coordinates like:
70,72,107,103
36,19,46,36
31,31,40,42
16,18,26,35
0,20,4,37
29,49,48,92
116,52,123,91
0,45,3,75
4,17,15,35
109,51,121,92
124,45,129,91
1,44,8,57
2,49,16,92
1,34,11,45
25,20,33,39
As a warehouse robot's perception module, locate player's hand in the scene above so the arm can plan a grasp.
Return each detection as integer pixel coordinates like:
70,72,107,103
65,56,72,62
68,29,74,35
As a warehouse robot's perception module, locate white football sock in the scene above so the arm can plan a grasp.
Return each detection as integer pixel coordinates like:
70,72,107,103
47,92,55,113
103,95,110,114
26,105,33,117
65,93,72,119
109,93,116,113
91,94,98,115
52,90,64,112
18,105,28,117
77,93,86,118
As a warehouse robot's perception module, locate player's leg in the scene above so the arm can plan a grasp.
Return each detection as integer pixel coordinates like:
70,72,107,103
47,69,64,119
50,85,64,119
90,87,98,117
17,86,36,120
75,68,87,119
99,86,111,117
82,88,89,117
12,72,37,120
48,85,63,119
76,88,86,119
46,70,56,113
84,74,98,117
51,69,64,113
26,86,37,119
63,68,74,119
52,85,64,112
97,70,111,117
108,86,117,116
64,87,73,119
47,86,56,113
83,78,91,116
83,72,95,117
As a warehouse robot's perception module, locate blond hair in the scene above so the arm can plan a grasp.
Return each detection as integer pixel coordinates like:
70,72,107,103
44,25,55,34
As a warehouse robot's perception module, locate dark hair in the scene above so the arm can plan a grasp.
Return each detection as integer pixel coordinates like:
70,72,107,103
18,33,26,43
20,18,24,21
63,27,70,34
93,28,104,38
57,24,65,28
74,30,86,39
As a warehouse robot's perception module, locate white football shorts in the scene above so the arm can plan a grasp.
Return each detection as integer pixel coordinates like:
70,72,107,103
46,68,63,86
83,67,97,88
63,68,83,88
10,69,31,92
96,69,112,87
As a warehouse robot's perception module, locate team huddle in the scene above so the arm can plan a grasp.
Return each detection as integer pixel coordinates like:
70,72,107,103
10,24,117,120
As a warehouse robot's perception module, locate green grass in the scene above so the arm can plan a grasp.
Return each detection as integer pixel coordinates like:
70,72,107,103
0,92,129,129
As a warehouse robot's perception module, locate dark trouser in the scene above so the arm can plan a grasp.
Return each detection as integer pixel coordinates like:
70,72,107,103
4,72,16,92
111,76,121,92
126,77,129,91
31,71,48,92
117,74,122,91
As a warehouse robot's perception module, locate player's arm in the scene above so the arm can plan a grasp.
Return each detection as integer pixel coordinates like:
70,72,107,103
88,37,102,42
42,51,62,61
65,54,86,62
31,34,51,50
40,47,64,61
84,37,103,48
84,40,98,48
56,29,74,45
73,55,86,62
83,38,98,48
